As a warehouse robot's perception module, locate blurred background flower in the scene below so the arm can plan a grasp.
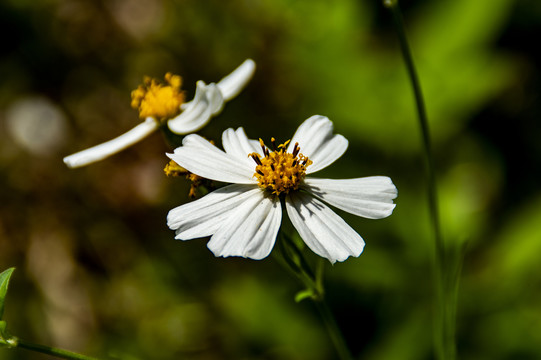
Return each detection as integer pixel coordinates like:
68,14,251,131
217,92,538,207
1,0,540,359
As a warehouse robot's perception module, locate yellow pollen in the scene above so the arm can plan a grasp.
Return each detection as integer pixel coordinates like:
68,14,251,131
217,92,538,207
164,160,212,198
249,139,312,195
131,72,185,120
164,159,188,177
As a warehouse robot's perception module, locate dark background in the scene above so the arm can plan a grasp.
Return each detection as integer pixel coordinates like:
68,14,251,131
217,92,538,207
1,0,540,359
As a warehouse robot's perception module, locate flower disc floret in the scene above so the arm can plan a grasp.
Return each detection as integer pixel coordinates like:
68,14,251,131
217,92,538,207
250,138,312,195
131,72,185,120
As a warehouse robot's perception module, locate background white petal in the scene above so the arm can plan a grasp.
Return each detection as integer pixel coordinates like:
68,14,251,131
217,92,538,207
216,59,256,101
222,127,264,165
286,191,365,264
167,59,255,134
287,115,348,174
63,118,159,168
168,184,261,240
167,81,224,134
167,134,255,184
207,190,281,260
303,176,397,219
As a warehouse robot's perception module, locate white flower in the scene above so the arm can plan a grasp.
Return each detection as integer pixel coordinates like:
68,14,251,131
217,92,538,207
167,115,398,263
63,59,256,168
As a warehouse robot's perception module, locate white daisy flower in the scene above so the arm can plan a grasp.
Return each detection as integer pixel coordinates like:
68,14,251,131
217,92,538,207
167,115,398,263
63,59,256,168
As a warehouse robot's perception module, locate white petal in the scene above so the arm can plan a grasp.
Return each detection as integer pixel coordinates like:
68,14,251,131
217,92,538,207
63,118,158,168
303,177,397,219
167,134,255,184
286,191,365,264
167,81,224,134
216,59,256,101
207,190,281,260
222,127,263,165
287,115,348,174
168,184,261,240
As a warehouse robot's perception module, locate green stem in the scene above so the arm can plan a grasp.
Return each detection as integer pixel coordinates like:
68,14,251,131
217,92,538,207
383,1,454,359
313,299,353,360
384,0,443,259
281,231,317,282
276,232,352,360
17,338,103,360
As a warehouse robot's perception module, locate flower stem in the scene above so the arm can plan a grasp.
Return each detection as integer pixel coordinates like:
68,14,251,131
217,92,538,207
275,232,353,360
383,1,455,359
16,338,103,360
312,298,353,360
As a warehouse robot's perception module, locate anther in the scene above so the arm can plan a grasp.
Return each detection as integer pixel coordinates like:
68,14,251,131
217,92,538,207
292,142,300,157
259,139,267,155
257,169,264,176
250,154,262,165
271,137,277,151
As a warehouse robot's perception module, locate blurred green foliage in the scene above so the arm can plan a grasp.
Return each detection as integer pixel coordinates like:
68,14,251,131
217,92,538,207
1,0,541,359
0,268,15,321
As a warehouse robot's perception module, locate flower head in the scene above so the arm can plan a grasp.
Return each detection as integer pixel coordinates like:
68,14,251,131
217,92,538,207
63,59,256,168
167,115,398,263
131,73,185,120
250,138,312,195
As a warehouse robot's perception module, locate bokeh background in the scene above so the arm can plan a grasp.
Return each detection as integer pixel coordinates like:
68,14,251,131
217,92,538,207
1,0,541,359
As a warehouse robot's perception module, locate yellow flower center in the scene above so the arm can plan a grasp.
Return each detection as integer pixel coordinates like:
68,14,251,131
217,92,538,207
131,73,185,120
249,138,312,195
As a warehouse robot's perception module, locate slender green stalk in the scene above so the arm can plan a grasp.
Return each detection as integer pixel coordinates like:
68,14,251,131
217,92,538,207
383,1,455,359
313,299,353,360
383,0,443,259
16,338,103,360
276,232,353,360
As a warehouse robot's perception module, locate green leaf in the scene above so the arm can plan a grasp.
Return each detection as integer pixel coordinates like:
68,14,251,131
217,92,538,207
0,268,15,320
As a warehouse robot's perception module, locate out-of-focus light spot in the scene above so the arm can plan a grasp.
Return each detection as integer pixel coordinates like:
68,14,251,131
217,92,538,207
107,0,164,39
5,97,68,156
